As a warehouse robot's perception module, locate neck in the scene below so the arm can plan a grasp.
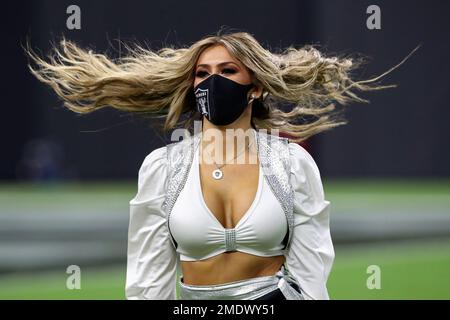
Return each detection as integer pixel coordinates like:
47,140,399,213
199,117,257,166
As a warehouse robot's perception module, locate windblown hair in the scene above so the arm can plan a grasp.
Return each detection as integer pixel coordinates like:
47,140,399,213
25,30,418,142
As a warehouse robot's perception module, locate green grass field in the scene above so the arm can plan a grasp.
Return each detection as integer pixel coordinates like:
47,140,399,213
0,240,449,299
0,179,449,300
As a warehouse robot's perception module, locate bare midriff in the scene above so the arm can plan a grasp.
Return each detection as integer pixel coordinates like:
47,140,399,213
181,253,285,285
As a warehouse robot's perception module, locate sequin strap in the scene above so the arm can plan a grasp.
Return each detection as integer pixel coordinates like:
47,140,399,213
255,131,295,252
162,132,201,250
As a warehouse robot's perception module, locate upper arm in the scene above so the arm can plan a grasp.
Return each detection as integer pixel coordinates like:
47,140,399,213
126,146,179,300
283,142,335,300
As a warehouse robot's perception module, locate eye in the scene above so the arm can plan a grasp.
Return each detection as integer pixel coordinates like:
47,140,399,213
222,68,236,74
195,70,208,78
195,68,237,78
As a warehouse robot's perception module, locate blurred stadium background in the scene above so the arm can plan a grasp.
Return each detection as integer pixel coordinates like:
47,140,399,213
1,0,449,299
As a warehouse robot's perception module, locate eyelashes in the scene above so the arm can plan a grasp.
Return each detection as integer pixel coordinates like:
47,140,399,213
195,68,237,78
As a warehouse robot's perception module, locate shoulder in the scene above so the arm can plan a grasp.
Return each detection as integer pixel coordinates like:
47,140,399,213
139,145,167,173
288,142,321,177
129,145,168,206
165,131,199,162
138,130,196,173
288,142,325,202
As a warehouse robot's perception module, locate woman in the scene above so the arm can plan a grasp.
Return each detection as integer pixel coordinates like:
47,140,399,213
26,30,412,300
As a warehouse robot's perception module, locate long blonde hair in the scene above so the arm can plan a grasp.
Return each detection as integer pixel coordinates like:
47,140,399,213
25,30,418,142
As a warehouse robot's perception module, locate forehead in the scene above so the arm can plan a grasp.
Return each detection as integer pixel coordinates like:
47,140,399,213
196,44,243,68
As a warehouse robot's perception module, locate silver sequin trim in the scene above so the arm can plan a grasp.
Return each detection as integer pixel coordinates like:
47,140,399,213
162,132,201,250
178,265,304,300
255,131,294,253
224,228,237,252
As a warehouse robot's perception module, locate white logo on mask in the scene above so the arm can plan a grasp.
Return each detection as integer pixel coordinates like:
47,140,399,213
195,87,210,117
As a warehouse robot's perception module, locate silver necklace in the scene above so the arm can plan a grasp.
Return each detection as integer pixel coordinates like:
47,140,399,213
202,139,255,180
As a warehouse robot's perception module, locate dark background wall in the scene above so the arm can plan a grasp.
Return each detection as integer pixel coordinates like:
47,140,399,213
1,0,448,181
309,1,450,178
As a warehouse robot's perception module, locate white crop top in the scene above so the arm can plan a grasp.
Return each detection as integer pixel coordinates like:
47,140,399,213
168,144,288,261
126,138,335,300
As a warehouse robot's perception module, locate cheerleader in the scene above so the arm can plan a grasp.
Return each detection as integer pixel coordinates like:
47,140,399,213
26,30,412,300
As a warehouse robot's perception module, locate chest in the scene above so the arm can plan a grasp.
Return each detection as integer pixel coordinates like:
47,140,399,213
168,149,288,260
199,161,260,229
163,132,295,253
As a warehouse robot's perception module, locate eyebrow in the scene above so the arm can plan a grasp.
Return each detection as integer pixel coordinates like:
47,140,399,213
196,61,239,69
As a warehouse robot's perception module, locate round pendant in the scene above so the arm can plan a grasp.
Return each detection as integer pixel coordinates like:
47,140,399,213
212,169,223,180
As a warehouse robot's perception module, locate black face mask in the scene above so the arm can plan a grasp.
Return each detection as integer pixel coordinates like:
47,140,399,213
194,74,255,126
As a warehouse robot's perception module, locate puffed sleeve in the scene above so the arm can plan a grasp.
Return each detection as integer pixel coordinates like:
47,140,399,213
284,142,335,300
125,146,179,300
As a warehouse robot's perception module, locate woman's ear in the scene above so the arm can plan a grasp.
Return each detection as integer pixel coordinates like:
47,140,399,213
250,77,263,99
